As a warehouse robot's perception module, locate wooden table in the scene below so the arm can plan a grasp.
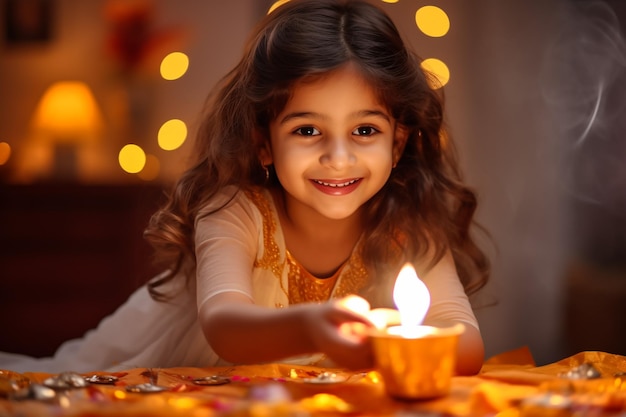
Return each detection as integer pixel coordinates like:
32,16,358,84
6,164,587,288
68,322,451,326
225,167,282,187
2,348,626,416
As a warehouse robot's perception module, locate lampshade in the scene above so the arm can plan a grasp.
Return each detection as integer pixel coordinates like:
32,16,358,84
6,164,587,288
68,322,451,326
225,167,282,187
31,81,104,144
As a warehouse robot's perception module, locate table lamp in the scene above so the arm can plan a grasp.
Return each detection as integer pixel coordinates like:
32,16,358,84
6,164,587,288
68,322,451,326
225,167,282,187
31,80,103,181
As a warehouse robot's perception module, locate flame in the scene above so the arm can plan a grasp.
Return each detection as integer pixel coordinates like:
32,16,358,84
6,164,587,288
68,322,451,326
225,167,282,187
392,263,430,327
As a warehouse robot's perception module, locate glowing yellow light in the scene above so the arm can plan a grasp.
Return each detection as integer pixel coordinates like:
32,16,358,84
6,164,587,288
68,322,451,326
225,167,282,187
0,142,11,165
158,119,187,151
113,390,127,400
118,144,146,174
168,397,199,409
381,0,399,3
137,154,160,181
546,394,570,407
366,371,382,384
420,58,450,88
160,52,189,81
415,6,450,37
300,394,353,413
31,81,103,143
289,369,298,379
268,0,290,14
58,396,71,408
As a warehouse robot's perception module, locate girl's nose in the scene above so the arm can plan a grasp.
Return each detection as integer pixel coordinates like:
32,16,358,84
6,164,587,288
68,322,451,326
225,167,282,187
319,137,356,170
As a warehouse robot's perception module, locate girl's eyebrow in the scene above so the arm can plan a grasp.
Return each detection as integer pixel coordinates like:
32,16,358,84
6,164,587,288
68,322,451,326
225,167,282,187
359,109,390,122
278,109,390,125
279,111,322,124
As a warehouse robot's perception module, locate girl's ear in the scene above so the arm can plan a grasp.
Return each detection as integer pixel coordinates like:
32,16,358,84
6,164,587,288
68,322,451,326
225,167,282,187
392,125,409,166
254,129,273,166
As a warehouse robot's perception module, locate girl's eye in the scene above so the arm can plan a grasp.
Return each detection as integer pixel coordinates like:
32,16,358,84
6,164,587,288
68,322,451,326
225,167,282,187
294,126,320,136
352,126,378,136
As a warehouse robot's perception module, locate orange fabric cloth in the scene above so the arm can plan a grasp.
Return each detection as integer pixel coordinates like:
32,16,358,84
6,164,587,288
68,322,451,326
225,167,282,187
2,348,626,416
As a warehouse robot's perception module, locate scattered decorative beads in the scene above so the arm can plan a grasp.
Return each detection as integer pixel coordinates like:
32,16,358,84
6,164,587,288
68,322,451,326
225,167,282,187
43,372,90,390
559,363,602,380
192,375,231,386
303,371,347,384
84,375,119,385
125,383,168,393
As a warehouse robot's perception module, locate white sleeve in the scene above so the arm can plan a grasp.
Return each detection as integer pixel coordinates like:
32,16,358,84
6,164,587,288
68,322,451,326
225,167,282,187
194,189,260,312
419,250,480,330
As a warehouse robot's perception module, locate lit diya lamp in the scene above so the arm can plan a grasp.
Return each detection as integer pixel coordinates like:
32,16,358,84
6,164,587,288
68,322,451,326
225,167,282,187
368,263,465,400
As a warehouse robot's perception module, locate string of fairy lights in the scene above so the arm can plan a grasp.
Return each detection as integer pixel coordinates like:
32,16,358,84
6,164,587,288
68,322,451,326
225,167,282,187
0,1,451,181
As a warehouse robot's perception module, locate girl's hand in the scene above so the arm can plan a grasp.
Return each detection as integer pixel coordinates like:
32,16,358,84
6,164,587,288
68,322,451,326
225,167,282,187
304,295,375,370
201,292,377,368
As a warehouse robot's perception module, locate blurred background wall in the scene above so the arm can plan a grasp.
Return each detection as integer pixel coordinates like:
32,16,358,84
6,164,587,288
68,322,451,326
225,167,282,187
1,0,625,365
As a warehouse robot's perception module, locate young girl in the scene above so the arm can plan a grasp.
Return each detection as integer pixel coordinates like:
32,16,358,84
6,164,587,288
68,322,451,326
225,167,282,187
0,0,489,375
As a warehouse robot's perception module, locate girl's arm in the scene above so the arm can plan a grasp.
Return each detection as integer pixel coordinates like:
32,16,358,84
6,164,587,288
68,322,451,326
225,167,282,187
199,292,374,370
455,322,484,375
201,291,483,374
418,250,486,375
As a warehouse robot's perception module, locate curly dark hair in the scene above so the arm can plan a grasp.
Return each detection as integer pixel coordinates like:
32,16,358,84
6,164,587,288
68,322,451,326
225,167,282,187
144,0,490,302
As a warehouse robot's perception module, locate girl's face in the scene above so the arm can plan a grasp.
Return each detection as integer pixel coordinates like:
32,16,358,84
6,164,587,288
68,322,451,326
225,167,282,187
263,64,407,222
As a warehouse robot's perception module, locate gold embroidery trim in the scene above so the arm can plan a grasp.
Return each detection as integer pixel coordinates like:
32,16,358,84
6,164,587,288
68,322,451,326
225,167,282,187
245,188,369,305
245,188,287,299
285,251,341,304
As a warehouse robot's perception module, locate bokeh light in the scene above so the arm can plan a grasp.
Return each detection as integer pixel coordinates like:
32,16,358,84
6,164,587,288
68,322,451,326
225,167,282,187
118,144,146,174
158,119,187,151
415,6,450,37
0,142,11,165
160,52,189,81
268,0,290,14
381,0,400,3
420,58,450,88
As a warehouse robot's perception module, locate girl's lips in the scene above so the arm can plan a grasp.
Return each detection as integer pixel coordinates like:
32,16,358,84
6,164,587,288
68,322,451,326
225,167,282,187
310,178,362,195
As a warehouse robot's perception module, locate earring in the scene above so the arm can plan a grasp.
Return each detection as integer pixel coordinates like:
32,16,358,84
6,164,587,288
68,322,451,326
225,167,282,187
263,165,270,181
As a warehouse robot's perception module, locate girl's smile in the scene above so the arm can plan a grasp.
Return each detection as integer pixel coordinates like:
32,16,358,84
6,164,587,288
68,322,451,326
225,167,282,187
310,178,362,196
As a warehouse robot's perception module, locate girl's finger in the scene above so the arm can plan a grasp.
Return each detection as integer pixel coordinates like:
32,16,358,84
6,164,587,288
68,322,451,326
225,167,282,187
336,295,371,315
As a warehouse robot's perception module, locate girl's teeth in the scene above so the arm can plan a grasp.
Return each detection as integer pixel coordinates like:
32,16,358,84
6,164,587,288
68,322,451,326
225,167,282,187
315,179,357,188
